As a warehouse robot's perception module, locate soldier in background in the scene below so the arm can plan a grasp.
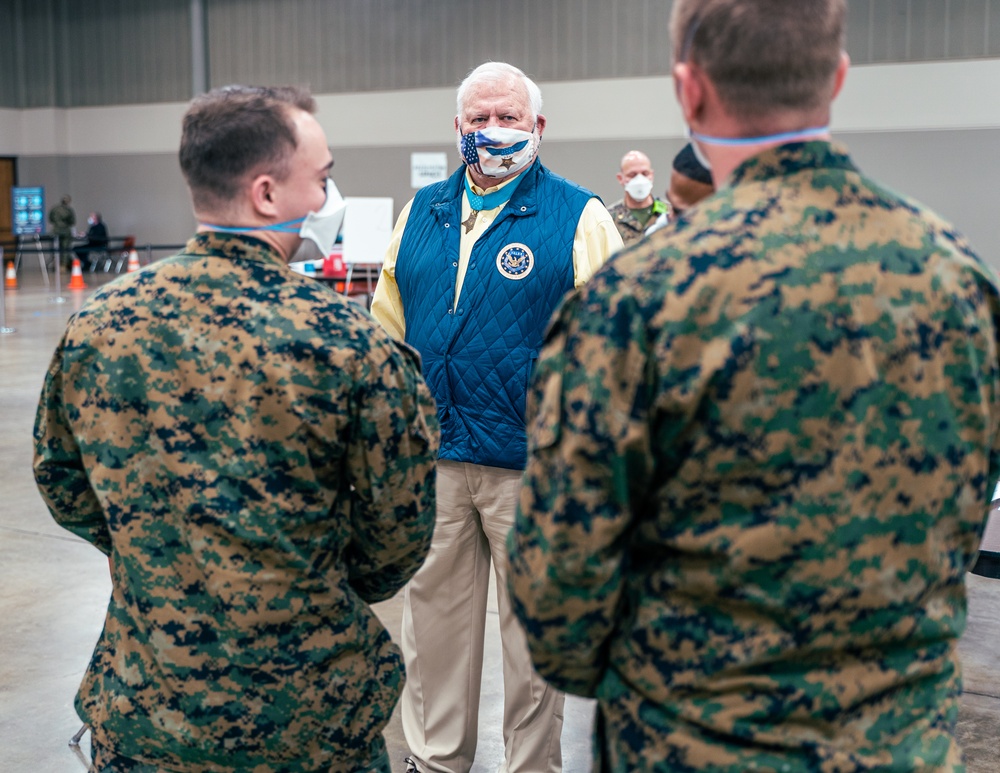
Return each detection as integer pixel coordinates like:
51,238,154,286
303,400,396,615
607,150,669,248
34,85,438,773
48,193,76,270
664,142,714,218
509,0,1000,771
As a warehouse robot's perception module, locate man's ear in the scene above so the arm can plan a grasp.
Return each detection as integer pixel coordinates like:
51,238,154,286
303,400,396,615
534,113,546,137
673,62,705,126
831,50,850,101
249,174,279,219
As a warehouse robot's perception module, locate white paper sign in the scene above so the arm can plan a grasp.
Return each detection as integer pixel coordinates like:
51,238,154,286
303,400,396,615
411,152,449,188
343,197,394,264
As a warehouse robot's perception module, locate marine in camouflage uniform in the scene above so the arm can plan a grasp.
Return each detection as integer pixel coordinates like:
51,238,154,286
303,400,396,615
49,194,76,270
508,141,1000,771
34,231,439,772
607,197,670,249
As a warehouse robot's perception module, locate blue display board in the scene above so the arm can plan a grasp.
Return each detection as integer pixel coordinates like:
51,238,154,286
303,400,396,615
12,187,45,236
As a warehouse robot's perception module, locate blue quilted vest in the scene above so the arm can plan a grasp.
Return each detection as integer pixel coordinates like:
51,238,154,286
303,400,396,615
397,159,594,470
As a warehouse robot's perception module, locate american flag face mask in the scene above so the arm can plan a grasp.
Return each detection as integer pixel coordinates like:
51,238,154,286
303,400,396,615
458,126,538,177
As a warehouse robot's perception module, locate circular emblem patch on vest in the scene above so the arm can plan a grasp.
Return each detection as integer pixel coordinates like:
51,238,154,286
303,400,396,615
496,243,534,280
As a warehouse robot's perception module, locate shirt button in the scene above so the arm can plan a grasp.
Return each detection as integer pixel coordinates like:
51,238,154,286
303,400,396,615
444,223,450,228
452,261,458,267
458,308,464,316
520,206,527,212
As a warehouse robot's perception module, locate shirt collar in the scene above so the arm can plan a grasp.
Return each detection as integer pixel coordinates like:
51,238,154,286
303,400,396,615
465,167,528,196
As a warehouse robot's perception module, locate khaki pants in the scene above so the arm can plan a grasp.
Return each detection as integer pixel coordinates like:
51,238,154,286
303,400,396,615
402,460,564,773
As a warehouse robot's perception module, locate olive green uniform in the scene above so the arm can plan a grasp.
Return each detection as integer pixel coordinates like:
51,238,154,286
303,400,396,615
49,200,76,269
607,197,669,248
34,232,439,772
509,142,1000,772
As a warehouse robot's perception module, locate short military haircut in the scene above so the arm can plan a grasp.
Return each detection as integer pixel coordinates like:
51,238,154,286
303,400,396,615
179,84,317,213
670,0,846,120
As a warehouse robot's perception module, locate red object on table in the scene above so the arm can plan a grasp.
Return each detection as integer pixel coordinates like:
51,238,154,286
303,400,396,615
322,248,347,279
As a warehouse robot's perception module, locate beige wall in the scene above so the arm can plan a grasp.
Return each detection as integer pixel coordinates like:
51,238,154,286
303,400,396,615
8,60,1000,263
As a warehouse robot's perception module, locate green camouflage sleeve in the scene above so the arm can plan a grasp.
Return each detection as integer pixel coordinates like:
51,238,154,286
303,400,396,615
33,335,111,554
345,336,439,602
508,277,653,697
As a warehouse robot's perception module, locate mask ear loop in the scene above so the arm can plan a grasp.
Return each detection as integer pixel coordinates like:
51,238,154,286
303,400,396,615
198,218,305,235
678,13,702,65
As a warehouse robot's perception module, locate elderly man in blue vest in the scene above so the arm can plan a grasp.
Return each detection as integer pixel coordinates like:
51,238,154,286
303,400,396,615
371,61,622,773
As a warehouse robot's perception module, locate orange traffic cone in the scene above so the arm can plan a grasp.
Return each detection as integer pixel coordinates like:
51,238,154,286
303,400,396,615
4,261,16,289
68,257,88,289
126,250,140,272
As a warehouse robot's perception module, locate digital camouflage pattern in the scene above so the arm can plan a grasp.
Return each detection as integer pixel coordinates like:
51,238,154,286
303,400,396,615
34,232,439,773
509,142,1000,772
607,197,669,249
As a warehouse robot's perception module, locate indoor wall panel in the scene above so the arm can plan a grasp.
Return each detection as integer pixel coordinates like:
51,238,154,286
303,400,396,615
62,0,191,107
3,0,1000,108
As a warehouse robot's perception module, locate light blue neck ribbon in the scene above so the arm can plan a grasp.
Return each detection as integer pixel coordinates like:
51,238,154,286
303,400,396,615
688,125,830,147
464,176,518,211
198,216,305,234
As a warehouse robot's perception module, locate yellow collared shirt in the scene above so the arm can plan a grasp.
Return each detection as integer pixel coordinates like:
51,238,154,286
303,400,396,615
371,167,623,341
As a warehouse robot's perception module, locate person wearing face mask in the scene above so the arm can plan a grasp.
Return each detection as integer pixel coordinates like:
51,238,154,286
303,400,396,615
73,211,110,269
509,0,1000,771
643,143,715,236
607,150,669,247
33,84,438,773
370,61,622,773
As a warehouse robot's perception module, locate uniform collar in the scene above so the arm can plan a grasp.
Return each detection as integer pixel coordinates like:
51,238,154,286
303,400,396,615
727,141,857,188
184,231,288,268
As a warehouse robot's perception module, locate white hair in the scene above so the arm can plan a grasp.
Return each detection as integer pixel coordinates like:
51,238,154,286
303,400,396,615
456,62,543,120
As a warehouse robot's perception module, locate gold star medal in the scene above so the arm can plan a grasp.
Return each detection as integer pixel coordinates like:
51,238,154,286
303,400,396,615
462,175,519,235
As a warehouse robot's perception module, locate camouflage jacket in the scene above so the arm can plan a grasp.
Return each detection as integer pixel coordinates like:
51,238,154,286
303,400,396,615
509,142,1000,772
34,233,439,773
608,197,669,249
49,202,75,235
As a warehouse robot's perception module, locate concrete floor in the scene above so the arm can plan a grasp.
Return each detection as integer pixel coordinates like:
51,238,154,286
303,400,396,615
1,268,998,772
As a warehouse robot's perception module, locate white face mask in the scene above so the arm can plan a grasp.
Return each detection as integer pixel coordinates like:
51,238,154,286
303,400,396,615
200,178,346,263
685,129,713,172
457,126,539,178
624,174,653,202
291,178,346,262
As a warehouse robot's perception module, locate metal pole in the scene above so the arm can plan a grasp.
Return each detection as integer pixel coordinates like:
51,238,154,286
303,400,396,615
1,247,15,335
69,723,88,746
191,0,209,97
51,241,66,304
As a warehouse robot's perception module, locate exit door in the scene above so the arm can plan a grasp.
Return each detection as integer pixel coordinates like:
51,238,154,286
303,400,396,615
0,157,16,247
